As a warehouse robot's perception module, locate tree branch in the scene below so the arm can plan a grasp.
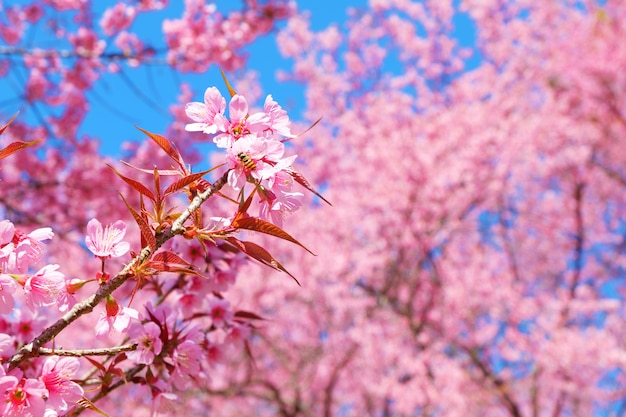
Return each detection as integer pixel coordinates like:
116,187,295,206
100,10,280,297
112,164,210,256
7,170,230,370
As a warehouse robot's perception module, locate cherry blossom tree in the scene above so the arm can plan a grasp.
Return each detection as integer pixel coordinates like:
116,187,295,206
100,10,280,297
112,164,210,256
2,1,626,417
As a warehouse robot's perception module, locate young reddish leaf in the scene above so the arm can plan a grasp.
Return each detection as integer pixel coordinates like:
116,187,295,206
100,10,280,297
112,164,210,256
153,251,193,267
119,193,157,252
164,169,214,196
135,126,185,170
0,140,41,160
150,262,201,276
220,68,238,98
0,112,18,136
223,236,300,285
153,166,162,203
150,251,203,276
106,163,156,202
231,216,315,255
238,185,258,214
77,397,111,417
234,310,265,320
286,168,332,206
84,356,107,373
121,160,180,176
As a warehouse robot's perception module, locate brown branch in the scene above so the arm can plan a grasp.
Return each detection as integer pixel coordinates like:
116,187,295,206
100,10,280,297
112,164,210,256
7,170,230,370
38,344,137,357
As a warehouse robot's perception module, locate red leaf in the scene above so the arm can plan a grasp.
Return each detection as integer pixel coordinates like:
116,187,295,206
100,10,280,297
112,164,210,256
223,236,300,285
84,356,107,373
234,310,265,320
0,140,40,160
135,126,185,170
107,164,156,202
232,216,315,255
150,262,201,276
119,193,156,252
164,169,213,196
152,251,192,267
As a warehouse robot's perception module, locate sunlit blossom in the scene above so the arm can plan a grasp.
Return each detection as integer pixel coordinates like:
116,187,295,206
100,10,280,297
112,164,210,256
184,86,226,135
127,321,163,365
40,356,84,412
23,264,66,312
0,371,47,417
212,94,270,148
85,219,130,259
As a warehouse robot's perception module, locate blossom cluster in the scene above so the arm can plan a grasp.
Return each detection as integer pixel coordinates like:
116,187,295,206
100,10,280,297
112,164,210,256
0,214,249,415
185,87,303,226
0,219,84,416
0,220,65,314
0,356,83,417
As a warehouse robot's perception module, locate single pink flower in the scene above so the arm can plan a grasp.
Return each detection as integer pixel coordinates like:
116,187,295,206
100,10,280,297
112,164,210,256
184,86,226,135
168,340,203,390
213,94,270,148
127,321,163,365
85,219,130,259
207,298,233,329
263,94,295,138
23,264,66,312
40,356,84,412
0,220,53,274
225,322,251,348
0,372,48,417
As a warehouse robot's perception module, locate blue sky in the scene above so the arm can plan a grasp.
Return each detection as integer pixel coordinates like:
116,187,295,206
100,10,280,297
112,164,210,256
81,1,370,156
2,1,482,159
0,1,369,155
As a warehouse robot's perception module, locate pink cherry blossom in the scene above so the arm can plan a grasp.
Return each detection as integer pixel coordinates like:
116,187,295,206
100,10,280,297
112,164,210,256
207,298,233,329
0,372,48,417
85,219,130,259
184,86,226,135
263,94,295,138
100,3,137,37
23,264,66,312
168,340,203,390
0,221,54,274
127,321,163,365
213,94,270,148
225,322,251,348
40,356,84,412
226,135,297,190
